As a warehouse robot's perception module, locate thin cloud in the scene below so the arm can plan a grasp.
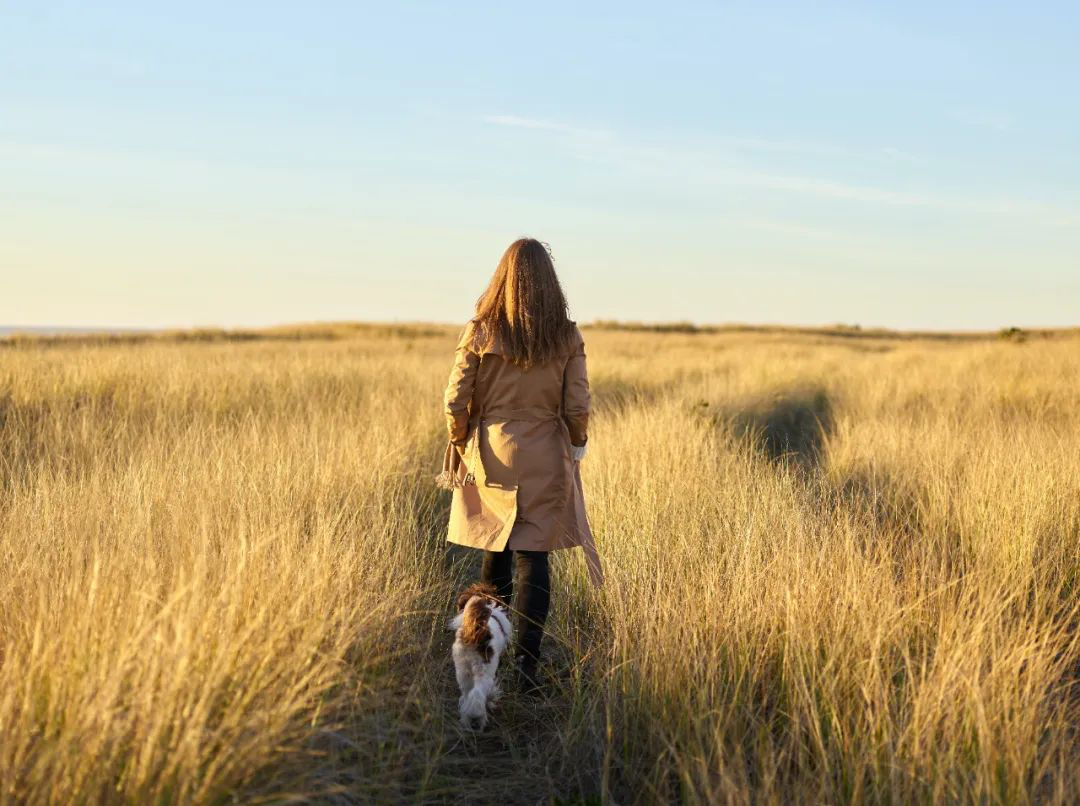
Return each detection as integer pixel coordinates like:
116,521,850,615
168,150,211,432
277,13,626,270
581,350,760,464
485,113,921,164
482,113,1077,226
743,173,938,207
712,136,920,164
740,172,1078,223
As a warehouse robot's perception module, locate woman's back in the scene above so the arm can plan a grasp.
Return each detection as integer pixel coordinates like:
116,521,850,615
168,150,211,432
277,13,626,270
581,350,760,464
443,319,591,552
465,321,588,430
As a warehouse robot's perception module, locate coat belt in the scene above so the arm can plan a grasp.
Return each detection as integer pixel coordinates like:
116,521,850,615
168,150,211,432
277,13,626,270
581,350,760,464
473,406,562,424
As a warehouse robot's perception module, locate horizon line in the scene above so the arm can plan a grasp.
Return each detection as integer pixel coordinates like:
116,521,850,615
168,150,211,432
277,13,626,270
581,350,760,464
3,319,1078,339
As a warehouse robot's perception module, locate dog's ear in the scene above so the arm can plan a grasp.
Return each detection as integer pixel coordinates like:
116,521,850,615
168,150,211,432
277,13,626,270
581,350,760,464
455,581,500,611
455,588,474,612
478,582,508,608
456,582,486,611
481,579,505,605
472,581,498,601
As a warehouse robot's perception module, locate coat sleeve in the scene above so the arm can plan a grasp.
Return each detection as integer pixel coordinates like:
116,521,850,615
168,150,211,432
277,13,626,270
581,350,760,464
444,325,480,446
561,328,590,447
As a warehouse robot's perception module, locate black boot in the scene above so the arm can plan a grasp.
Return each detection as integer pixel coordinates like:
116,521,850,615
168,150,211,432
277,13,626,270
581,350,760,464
516,654,544,697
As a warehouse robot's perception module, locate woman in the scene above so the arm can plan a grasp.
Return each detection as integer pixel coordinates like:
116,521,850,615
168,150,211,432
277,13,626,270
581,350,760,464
439,238,601,693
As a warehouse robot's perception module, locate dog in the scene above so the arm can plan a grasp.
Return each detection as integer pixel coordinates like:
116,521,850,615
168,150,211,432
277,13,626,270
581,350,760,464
447,582,512,729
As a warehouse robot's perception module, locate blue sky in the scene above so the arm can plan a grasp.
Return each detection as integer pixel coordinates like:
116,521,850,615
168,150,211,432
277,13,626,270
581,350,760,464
2,2,1078,329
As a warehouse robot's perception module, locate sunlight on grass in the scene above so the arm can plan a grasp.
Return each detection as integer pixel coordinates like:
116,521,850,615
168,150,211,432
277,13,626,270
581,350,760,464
0,326,1077,803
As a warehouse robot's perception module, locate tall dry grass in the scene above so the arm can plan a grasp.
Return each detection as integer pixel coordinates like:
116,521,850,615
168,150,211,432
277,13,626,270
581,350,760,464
0,326,1077,803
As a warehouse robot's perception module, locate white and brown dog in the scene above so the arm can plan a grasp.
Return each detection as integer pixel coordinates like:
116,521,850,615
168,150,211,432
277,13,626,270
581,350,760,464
448,582,512,729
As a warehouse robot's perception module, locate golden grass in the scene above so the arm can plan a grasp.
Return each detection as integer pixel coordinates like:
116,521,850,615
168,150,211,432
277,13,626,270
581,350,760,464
0,325,1077,803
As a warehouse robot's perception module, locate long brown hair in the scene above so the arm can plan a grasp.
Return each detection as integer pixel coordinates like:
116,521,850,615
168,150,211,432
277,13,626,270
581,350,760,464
472,238,576,369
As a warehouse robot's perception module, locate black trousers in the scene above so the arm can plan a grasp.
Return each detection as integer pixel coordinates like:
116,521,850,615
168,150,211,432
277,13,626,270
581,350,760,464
480,548,550,666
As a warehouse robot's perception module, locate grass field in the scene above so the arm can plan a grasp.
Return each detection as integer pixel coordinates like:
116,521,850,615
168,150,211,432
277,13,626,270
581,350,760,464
1,323,1078,804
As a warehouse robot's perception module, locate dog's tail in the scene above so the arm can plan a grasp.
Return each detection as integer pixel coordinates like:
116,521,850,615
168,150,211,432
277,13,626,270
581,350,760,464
456,582,498,661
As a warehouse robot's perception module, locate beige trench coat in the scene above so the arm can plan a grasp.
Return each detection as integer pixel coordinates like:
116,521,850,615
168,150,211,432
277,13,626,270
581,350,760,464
442,322,602,582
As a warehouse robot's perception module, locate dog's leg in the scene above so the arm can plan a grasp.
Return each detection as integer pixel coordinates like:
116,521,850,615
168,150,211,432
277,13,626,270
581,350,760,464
454,659,472,695
459,657,493,730
487,655,502,707
453,643,475,723
472,661,499,717
456,669,473,706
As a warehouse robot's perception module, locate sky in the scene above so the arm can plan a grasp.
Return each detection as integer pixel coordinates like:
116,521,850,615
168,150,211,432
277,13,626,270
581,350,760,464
2,1,1078,330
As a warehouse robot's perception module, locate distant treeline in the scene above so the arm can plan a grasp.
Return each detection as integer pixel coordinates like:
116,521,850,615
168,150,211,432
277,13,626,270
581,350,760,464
585,320,1078,342
0,322,449,349
3,320,1076,349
